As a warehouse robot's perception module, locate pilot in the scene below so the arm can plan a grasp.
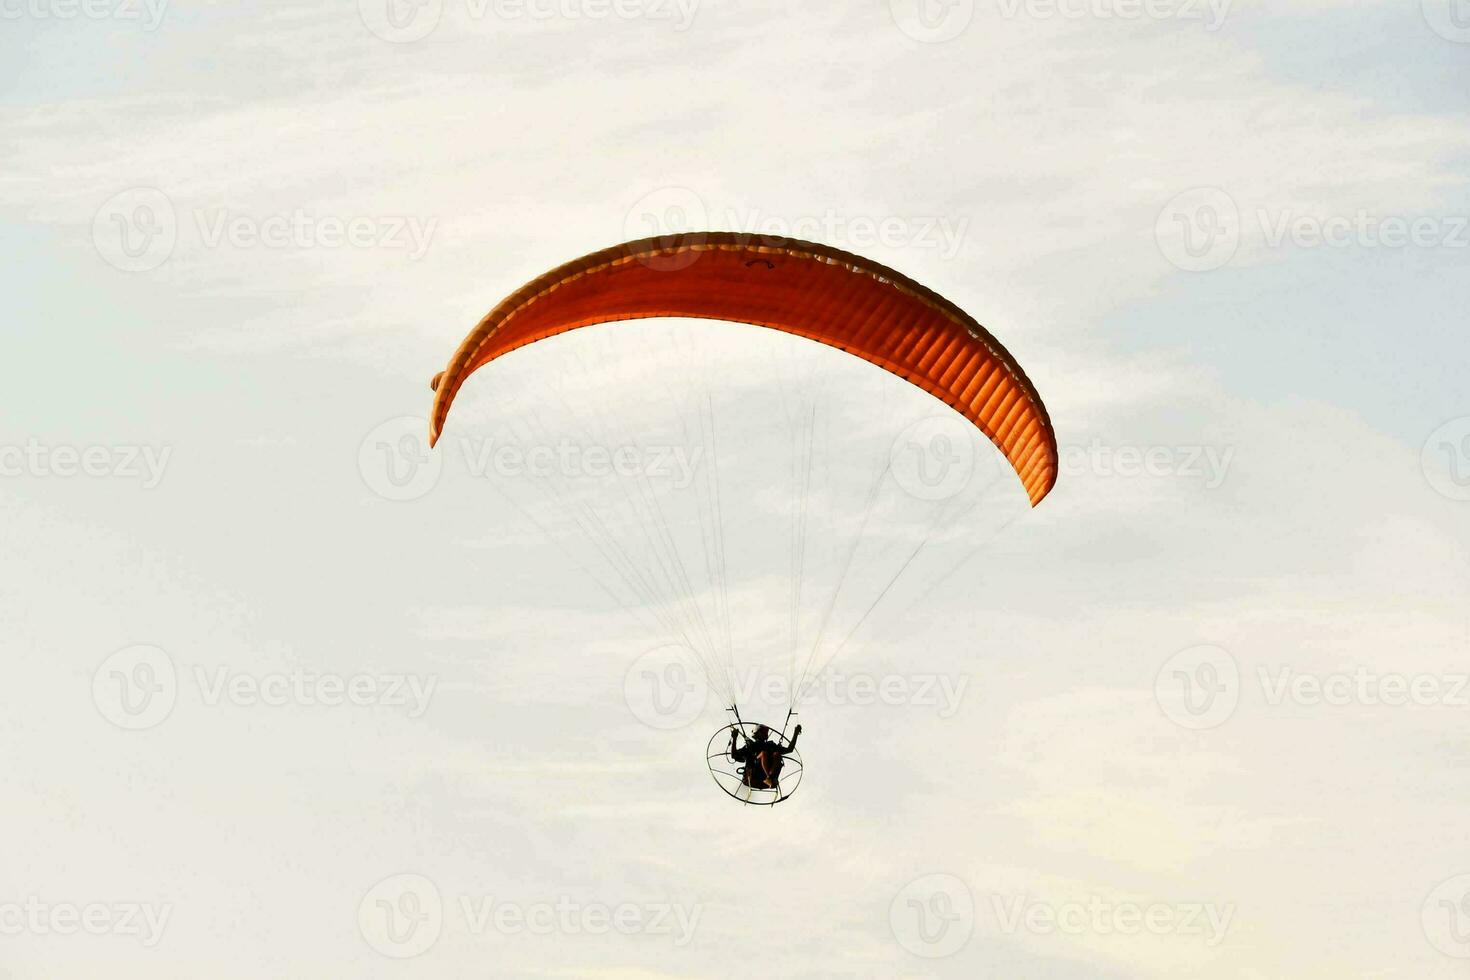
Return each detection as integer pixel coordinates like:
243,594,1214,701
730,723,801,789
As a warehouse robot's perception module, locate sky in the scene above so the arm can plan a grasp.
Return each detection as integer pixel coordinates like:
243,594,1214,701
2,1,1469,977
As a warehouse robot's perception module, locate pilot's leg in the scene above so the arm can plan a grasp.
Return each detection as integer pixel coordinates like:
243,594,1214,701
758,751,778,788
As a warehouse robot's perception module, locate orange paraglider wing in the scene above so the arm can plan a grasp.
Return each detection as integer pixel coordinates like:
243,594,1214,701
429,233,1058,505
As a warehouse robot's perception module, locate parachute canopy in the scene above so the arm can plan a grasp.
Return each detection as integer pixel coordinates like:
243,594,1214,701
429,232,1057,505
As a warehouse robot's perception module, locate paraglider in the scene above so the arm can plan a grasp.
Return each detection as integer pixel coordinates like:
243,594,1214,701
430,233,1056,504
429,232,1056,806
709,719,803,805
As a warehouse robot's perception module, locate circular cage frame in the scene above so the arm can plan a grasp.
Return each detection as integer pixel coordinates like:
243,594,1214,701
706,721,803,806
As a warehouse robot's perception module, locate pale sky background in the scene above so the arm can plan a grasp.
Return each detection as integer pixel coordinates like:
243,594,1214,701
3,1,1470,977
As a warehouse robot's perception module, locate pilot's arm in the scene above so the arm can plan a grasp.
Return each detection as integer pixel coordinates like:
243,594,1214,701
782,724,803,754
